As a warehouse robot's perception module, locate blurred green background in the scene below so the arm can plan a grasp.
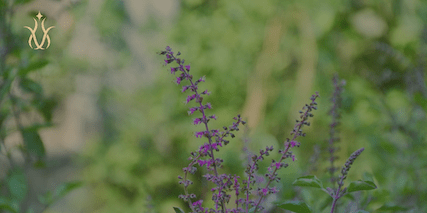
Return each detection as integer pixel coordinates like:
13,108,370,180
1,0,427,212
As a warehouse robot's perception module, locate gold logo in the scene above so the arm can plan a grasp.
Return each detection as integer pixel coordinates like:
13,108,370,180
24,11,55,50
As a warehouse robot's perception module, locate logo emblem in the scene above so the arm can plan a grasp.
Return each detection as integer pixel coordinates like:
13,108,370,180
24,11,55,50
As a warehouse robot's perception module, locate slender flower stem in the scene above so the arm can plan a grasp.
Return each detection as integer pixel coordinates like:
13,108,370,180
253,93,319,212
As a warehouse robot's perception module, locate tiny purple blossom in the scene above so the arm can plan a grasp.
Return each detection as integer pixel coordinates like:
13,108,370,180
192,200,203,207
187,94,196,103
185,64,191,71
176,77,181,84
205,103,212,109
290,140,297,147
188,107,198,115
182,85,189,93
193,118,202,125
195,131,204,138
262,188,268,196
201,89,210,95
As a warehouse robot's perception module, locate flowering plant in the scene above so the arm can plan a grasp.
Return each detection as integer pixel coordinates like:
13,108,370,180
158,46,376,213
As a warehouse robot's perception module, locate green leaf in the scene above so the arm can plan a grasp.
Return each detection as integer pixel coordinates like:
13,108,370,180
292,175,324,189
0,197,19,213
276,200,312,213
355,210,370,213
20,78,43,95
38,191,53,205
7,168,28,201
15,0,34,4
22,129,46,157
173,207,185,213
35,97,58,122
376,203,409,211
0,76,14,102
362,172,375,183
18,60,49,76
319,195,333,211
54,181,83,199
33,159,46,168
347,180,377,193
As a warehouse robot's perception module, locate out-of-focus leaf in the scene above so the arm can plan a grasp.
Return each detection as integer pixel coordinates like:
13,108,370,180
173,207,185,213
37,191,53,205
0,108,9,129
22,129,45,157
24,123,54,131
33,159,46,168
20,78,43,95
347,180,377,193
7,168,27,201
413,91,427,111
54,181,83,199
276,200,312,213
38,181,83,206
35,97,58,122
15,0,34,4
376,203,409,211
0,78,14,101
18,60,49,76
0,196,19,213
292,175,324,189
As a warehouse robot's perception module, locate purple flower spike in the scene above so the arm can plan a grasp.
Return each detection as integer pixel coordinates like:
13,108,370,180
158,46,248,213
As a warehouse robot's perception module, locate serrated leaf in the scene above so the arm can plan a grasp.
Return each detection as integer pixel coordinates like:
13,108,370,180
376,203,409,211
276,200,312,213
22,129,45,157
173,207,185,213
292,175,323,189
347,180,377,193
7,169,28,201
54,181,83,199
18,60,49,76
